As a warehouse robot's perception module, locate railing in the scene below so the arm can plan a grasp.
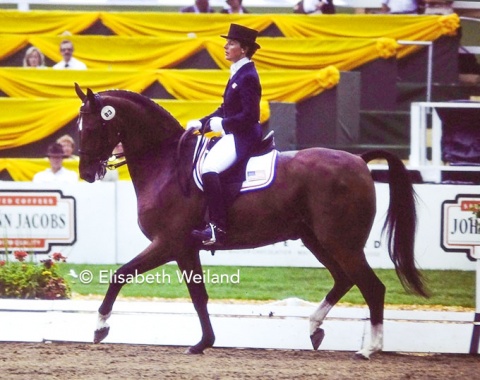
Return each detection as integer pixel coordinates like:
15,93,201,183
409,101,480,182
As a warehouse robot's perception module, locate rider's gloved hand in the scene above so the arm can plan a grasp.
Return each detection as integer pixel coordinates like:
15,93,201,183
186,119,202,130
209,117,225,136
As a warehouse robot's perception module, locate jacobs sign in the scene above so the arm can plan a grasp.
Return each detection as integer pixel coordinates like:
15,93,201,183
0,190,76,253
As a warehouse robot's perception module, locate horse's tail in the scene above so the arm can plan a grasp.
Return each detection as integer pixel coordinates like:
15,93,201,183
361,150,429,298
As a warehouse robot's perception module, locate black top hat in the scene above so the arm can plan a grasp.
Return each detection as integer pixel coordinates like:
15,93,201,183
221,23,260,50
47,142,66,158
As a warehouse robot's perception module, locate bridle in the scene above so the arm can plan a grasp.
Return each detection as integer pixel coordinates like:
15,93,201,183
78,93,127,173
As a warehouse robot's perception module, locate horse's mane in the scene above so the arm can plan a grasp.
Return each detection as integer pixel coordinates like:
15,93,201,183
102,89,183,131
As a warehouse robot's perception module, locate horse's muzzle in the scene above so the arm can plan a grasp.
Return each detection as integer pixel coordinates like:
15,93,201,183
80,171,96,183
79,161,100,183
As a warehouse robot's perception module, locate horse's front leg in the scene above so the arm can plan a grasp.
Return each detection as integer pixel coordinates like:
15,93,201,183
94,240,172,344
177,253,215,354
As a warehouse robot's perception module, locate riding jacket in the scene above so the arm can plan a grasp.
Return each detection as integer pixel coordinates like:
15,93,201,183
201,61,263,160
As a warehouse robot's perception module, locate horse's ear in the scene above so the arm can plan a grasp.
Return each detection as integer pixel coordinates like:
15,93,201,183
74,82,86,100
86,88,96,107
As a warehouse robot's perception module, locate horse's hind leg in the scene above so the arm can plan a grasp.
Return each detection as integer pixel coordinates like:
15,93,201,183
348,259,386,360
302,235,354,350
303,234,385,359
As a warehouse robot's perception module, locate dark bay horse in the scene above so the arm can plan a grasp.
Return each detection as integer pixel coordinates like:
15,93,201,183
75,84,428,359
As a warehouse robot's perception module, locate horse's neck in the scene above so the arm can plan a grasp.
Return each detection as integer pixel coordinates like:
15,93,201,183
124,135,193,194
110,92,183,148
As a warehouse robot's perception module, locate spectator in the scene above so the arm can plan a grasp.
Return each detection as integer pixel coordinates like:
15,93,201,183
180,0,215,13
423,0,453,14
52,40,87,70
23,47,45,68
381,0,418,14
298,0,336,14
32,143,78,184
221,0,249,14
56,134,78,160
382,0,419,14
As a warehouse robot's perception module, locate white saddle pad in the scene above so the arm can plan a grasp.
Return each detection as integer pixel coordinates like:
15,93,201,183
192,136,278,193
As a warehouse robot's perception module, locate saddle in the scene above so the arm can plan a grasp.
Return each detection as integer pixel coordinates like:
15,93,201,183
193,131,278,205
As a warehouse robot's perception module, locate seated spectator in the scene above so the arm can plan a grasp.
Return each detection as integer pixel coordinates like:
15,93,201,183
423,0,453,14
53,40,87,70
382,0,419,14
23,47,45,68
221,0,249,14
180,0,215,13
32,143,78,184
56,134,78,160
297,0,336,14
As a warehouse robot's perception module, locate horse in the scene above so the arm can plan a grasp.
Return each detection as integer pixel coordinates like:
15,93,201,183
74,84,428,359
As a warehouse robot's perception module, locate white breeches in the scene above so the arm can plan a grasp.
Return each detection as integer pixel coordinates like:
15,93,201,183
202,134,238,174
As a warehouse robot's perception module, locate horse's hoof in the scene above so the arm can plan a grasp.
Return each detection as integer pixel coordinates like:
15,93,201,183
184,346,204,355
310,328,325,350
93,327,110,344
353,351,370,360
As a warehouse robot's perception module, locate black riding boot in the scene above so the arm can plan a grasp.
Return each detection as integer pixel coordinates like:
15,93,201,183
192,172,227,245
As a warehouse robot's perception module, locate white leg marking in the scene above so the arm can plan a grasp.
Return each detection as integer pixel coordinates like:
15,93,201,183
309,298,333,335
356,323,384,359
96,312,111,331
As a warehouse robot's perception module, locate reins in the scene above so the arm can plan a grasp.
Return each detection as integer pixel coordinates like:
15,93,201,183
176,121,209,197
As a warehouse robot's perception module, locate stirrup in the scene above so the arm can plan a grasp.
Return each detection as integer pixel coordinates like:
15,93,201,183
192,223,226,246
203,223,218,246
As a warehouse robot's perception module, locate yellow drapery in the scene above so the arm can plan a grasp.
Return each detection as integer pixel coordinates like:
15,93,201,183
0,11,459,41
0,68,158,97
0,34,400,71
205,37,399,71
0,67,339,103
0,97,270,150
0,10,99,35
100,12,274,38
0,98,80,150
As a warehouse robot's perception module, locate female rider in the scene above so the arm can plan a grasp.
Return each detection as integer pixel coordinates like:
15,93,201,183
189,23,263,245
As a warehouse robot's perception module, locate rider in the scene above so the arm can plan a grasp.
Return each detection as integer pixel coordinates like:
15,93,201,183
189,23,263,246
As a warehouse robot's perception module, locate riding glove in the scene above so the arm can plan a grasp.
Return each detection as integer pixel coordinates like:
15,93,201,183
186,119,202,130
209,117,225,136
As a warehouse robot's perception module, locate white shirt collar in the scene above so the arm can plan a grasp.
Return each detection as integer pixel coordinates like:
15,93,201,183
230,57,250,78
